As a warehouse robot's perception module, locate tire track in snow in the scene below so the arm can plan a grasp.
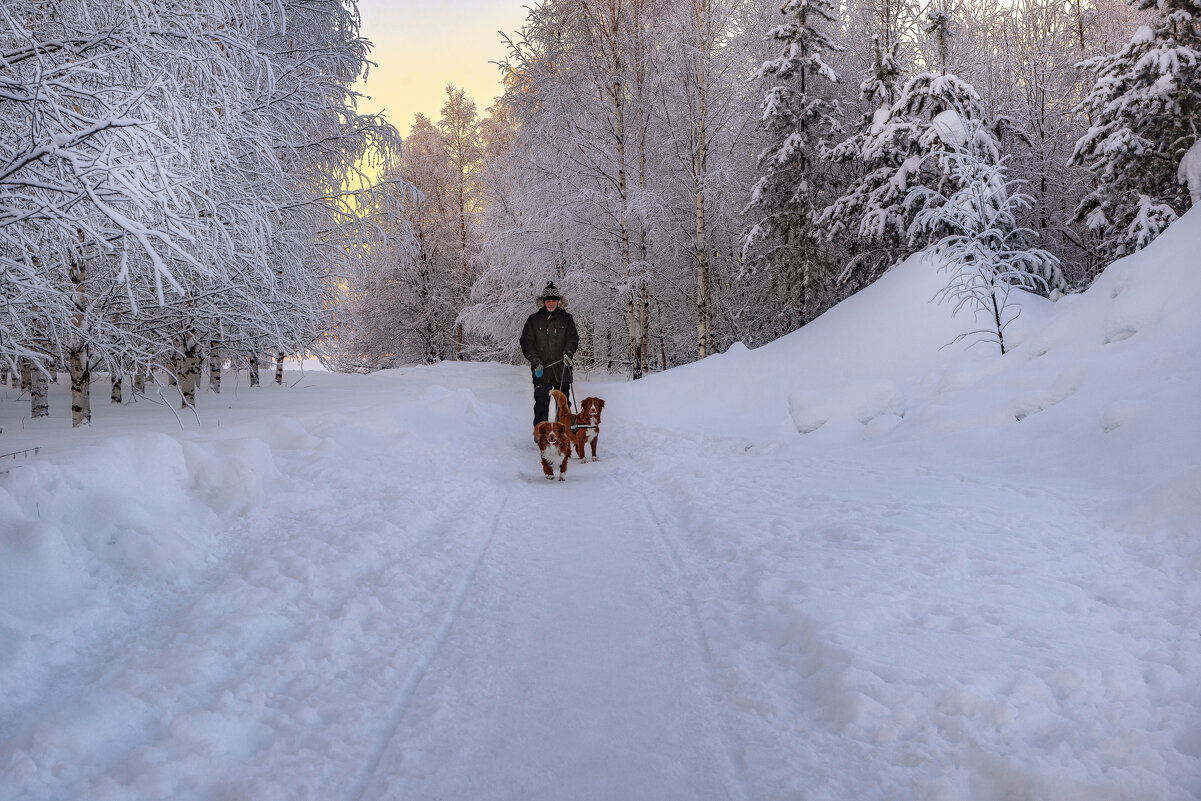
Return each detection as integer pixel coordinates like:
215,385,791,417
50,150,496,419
347,488,512,801
619,474,752,801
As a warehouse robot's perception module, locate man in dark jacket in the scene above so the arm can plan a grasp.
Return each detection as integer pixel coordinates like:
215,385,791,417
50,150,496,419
520,281,580,427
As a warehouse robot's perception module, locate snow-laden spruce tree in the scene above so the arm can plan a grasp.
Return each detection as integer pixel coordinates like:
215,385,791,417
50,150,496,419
742,0,843,326
817,33,908,289
818,7,1027,293
909,118,1062,356
1070,0,1201,258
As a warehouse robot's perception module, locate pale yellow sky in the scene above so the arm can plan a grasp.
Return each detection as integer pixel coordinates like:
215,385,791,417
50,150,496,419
354,1,530,136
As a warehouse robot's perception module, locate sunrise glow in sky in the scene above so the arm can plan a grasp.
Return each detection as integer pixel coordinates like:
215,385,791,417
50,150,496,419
354,1,529,136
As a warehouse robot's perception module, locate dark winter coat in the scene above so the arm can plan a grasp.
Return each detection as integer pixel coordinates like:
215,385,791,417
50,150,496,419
520,305,579,386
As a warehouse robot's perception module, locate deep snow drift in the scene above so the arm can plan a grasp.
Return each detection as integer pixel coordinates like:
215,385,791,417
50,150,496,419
1,210,1198,800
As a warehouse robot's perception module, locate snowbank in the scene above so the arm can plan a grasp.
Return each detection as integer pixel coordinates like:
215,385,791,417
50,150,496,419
605,206,1201,487
0,431,282,709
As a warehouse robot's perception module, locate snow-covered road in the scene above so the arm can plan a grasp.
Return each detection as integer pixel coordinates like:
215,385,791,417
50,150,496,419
3,364,1196,800
2,369,758,801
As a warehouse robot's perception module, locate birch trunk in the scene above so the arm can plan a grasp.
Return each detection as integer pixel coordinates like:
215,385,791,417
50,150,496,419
68,347,90,426
657,299,667,371
69,258,90,427
584,0,641,380
31,368,49,418
275,352,285,385
249,354,260,387
21,360,31,392
457,179,468,362
111,374,122,404
634,0,651,376
179,332,201,408
693,0,712,360
209,341,221,393
614,44,641,380
696,184,710,359
133,369,146,395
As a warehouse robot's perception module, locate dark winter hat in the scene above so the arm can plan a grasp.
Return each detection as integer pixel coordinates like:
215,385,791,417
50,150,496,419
539,281,562,301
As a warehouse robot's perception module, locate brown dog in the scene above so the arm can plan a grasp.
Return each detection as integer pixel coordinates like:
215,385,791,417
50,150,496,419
533,420,572,481
550,389,605,463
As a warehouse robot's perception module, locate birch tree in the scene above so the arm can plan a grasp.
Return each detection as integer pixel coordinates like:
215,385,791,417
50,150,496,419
439,86,483,359
909,138,1060,355
1,0,398,420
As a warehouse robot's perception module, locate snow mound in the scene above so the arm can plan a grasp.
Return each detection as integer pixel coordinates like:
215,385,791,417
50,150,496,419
603,239,1047,441
0,430,285,709
605,206,1201,487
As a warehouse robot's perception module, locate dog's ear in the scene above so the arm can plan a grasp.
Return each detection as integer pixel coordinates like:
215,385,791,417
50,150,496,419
597,399,605,410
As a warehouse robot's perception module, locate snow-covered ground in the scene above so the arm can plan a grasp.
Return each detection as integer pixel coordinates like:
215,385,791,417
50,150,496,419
1,210,1199,800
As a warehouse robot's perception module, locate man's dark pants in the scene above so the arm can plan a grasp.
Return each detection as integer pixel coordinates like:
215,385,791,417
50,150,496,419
533,381,571,428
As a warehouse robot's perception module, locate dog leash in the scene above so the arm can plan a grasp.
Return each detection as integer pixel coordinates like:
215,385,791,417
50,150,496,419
548,358,579,416
545,356,592,425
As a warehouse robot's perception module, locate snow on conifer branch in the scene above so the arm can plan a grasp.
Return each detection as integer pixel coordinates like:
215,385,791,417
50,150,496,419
1069,0,1201,258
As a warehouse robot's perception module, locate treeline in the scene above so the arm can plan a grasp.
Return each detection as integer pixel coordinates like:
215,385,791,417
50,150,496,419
344,0,1199,377
0,0,399,425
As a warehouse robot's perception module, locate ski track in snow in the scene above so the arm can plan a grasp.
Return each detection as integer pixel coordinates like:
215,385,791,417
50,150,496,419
1,393,517,800
608,426,1200,800
624,481,752,801
346,489,511,801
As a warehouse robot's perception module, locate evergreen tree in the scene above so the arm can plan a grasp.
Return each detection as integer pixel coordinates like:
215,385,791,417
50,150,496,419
742,0,843,325
817,34,908,288
819,10,1000,289
1070,0,1201,258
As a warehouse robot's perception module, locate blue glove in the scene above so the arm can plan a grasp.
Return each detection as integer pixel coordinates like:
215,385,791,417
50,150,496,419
534,366,543,378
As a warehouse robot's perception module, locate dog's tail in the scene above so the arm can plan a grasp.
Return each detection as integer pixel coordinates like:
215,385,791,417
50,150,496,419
550,389,570,422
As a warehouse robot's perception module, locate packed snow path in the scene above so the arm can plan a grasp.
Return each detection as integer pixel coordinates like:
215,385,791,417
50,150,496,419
355,477,745,801
1,359,1197,800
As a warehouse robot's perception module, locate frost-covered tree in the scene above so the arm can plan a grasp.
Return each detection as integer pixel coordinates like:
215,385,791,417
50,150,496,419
459,0,658,378
1070,0,1201,258
658,0,761,358
819,9,1000,291
439,86,483,359
817,33,910,288
0,0,398,422
337,113,461,368
462,0,777,373
909,122,1062,355
743,0,844,325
